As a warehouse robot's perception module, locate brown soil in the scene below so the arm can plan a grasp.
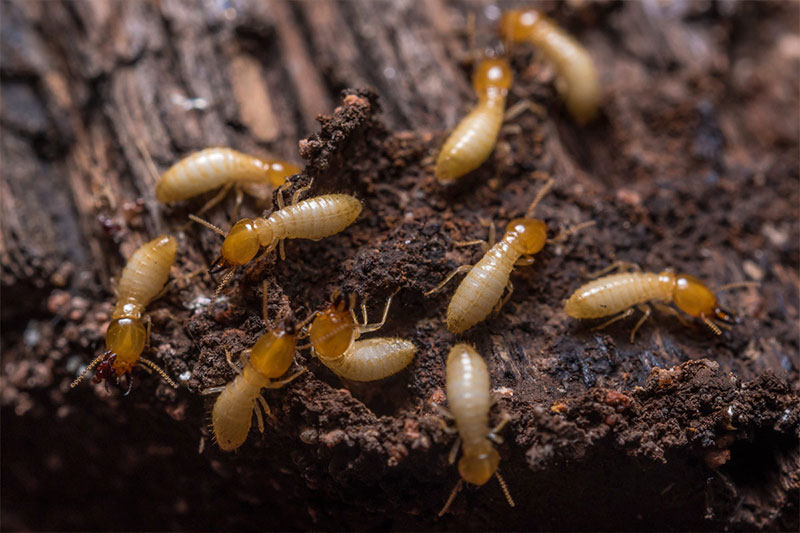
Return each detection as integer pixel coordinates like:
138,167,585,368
2,1,798,531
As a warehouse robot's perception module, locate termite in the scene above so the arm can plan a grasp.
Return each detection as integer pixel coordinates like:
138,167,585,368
156,147,300,214
190,186,362,311
425,179,593,334
435,57,513,183
437,343,514,516
202,282,308,451
71,235,178,392
307,291,417,382
499,9,600,124
565,262,757,342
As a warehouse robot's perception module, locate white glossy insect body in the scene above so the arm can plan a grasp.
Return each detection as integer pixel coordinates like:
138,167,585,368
446,344,493,454
319,337,417,382
500,9,600,124
446,239,521,334
113,235,177,319
565,272,672,318
435,58,513,183
256,194,363,246
212,364,271,451
156,147,299,203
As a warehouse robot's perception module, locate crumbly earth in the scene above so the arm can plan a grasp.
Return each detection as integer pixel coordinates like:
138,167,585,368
2,2,798,531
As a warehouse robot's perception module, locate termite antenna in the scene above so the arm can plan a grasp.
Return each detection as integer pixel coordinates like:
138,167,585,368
209,269,235,315
714,281,761,293
188,214,226,237
702,316,723,336
548,220,596,244
438,479,463,517
139,357,178,388
495,470,515,508
70,352,107,388
525,177,554,218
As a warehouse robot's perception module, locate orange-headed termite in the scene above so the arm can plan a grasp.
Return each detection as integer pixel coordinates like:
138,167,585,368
565,262,757,342
190,187,363,311
201,283,309,451
425,179,593,334
156,147,300,214
499,9,600,124
437,343,514,516
435,58,513,183
71,236,178,392
306,291,417,382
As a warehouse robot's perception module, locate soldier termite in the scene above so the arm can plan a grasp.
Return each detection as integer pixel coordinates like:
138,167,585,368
435,57,513,183
565,261,758,342
499,9,600,124
306,291,417,382
70,236,178,392
202,282,310,451
437,343,514,516
425,179,594,334
190,188,363,312
156,147,300,215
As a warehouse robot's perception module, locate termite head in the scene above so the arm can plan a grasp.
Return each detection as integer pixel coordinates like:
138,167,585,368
458,447,501,486
672,274,735,335
498,9,545,43
91,351,117,386
308,292,356,360
105,317,146,373
473,58,513,96
506,218,548,255
250,320,299,378
218,218,262,269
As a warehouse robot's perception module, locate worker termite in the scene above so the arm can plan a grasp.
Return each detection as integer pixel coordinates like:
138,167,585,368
499,9,600,124
437,343,514,516
190,188,362,311
70,236,178,392
435,57,513,183
202,282,309,451
565,262,758,342
425,179,593,334
156,147,300,214
307,291,417,382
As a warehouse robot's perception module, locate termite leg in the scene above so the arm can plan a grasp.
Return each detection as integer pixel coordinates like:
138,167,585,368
358,290,398,334
254,398,266,432
265,368,306,389
488,412,511,444
261,280,270,326
629,304,653,343
138,357,178,388
291,179,314,205
447,435,462,465
454,219,496,250
231,185,244,222
591,307,636,333
196,182,234,216
504,98,545,121
432,403,454,420
585,260,641,279
224,349,243,374
548,221,596,245
494,279,514,314
201,385,226,395
143,315,152,349
424,265,473,296
438,479,464,517
652,302,691,327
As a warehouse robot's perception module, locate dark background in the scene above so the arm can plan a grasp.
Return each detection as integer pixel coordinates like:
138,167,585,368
2,0,798,531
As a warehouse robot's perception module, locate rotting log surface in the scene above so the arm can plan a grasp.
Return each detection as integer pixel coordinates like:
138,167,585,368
1,1,799,531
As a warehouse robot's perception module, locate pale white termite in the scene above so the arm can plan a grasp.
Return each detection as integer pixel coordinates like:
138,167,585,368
70,235,178,392
437,343,514,516
499,9,600,124
202,283,307,451
426,179,593,334
156,147,300,213
190,187,363,310
435,58,513,183
565,262,754,342
307,292,417,382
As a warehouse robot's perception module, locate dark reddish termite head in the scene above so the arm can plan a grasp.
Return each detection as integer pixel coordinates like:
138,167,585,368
91,351,117,388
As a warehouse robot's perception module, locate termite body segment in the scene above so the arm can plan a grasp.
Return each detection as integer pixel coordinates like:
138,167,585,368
204,321,303,451
308,292,417,382
156,147,299,203
435,58,513,183
427,179,591,334
499,9,600,124
439,343,513,516
71,236,178,390
565,268,737,341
